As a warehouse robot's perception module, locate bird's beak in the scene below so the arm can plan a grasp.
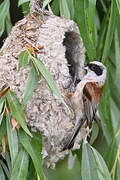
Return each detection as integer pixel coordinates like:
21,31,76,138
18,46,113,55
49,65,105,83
84,66,88,70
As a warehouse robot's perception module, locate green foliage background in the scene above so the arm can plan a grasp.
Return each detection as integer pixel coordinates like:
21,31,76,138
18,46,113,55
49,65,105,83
0,0,120,180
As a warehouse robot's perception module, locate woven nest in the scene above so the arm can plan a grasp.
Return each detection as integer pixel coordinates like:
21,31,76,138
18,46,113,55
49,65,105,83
0,9,85,167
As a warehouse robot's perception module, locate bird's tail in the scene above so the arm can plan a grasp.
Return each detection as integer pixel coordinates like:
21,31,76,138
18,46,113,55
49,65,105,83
61,118,85,151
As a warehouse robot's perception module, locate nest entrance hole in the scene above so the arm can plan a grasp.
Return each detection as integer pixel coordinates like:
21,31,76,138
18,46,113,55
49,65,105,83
63,31,81,82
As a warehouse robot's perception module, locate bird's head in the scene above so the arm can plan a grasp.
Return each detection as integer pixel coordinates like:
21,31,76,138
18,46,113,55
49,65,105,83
84,61,107,86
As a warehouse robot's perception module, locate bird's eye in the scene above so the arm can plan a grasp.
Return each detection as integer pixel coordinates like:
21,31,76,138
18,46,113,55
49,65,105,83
88,63,103,76
88,64,95,71
91,65,96,71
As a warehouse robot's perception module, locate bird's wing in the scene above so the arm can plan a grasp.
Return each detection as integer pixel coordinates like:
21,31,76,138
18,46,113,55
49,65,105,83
83,82,103,127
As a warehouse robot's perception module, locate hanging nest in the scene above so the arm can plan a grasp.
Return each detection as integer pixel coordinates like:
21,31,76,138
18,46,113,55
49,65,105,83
0,5,85,167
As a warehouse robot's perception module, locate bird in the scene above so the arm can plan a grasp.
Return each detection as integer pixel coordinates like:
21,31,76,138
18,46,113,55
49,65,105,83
62,61,107,151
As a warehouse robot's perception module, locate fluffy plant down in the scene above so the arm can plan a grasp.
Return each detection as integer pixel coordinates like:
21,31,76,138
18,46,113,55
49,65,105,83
0,7,85,167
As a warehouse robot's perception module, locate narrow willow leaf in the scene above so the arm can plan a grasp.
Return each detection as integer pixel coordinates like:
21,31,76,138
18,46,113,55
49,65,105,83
18,0,30,6
18,50,29,71
32,56,68,109
90,145,112,180
51,0,60,15
7,90,32,137
104,137,118,171
0,0,9,36
88,0,97,47
0,117,6,142
3,152,12,175
0,85,10,104
48,3,53,13
96,12,108,59
19,129,44,180
115,27,120,80
0,101,4,114
102,1,116,62
100,0,107,12
59,0,70,19
66,0,74,19
94,9,101,44
74,0,96,60
27,159,36,180
0,19,5,37
115,20,120,81
0,94,6,104
0,112,4,125
0,164,5,180
99,81,114,144
0,160,10,179
89,122,99,145
82,143,111,180
42,0,52,9
116,158,120,180
6,112,18,167
110,74,120,110
10,149,29,180
82,143,97,180
116,0,120,15
5,12,12,35
22,62,39,106
68,152,76,170
21,1,30,16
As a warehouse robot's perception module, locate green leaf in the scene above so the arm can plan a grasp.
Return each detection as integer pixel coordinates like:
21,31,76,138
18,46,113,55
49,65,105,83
74,0,96,60
0,0,10,37
116,158,120,180
59,0,70,19
5,12,12,35
0,112,4,125
0,160,10,179
104,137,118,171
10,149,29,180
0,101,4,114
115,19,120,81
88,0,97,47
42,0,53,9
102,1,116,62
89,122,99,145
22,62,39,106
96,10,109,58
19,129,44,180
51,0,60,15
18,50,29,71
99,76,114,144
116,0,120,15
21,1,30,16
0,19,5,37
18,0,30,6
0,164,5,180
32,56,68,109
27,158,36,180
2,152,12,175
81,143,111,180
66,0,74,19
68,152,76,170
7,90,32,137
91,145,112,180
0,93,8,104
0,117,6,142
6,112,18,167
82,143,97,180
0,101,4,126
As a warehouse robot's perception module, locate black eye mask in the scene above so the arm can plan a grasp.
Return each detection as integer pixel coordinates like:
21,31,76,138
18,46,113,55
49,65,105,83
88,63,103,76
